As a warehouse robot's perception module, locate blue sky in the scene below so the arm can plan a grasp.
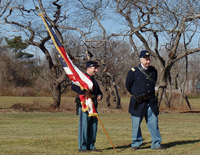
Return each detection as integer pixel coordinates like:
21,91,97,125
1,0,200,62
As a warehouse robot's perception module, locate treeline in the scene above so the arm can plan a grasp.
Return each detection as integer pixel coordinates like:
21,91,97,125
0,37,136,97
1,0,200,108
0,37,199,97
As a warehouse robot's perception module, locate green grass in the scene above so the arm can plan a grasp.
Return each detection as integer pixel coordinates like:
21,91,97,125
0,112,200,155
0,96,200,154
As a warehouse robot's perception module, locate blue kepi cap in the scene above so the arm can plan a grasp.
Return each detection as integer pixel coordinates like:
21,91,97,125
86,60,100,68
139,50,150,58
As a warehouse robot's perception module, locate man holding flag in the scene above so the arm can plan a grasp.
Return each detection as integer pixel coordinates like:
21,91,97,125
71,60,103,152
38,11,116,152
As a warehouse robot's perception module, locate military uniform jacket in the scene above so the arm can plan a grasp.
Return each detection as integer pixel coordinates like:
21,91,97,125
126,64,159,117
71,73,103,108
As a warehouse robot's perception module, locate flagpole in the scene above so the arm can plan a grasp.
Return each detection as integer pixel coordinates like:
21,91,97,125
37,5,117,153
96,115,117,153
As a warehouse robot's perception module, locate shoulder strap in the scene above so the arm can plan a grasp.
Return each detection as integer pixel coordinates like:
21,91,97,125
136,65,156,84
131,68,135,72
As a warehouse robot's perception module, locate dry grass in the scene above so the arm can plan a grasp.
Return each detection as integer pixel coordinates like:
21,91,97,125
0,96,75,110
0,96,200,154
0,96,200,114
0,112,200,155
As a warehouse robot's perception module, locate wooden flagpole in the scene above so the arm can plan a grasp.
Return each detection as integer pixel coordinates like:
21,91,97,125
96,115,117,153
37,5,117,153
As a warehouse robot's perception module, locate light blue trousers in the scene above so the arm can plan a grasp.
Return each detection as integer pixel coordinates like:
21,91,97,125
131,106,162,149
78,107,98,150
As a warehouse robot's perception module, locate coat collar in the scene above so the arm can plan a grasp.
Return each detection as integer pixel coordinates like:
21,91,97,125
140,63,149,70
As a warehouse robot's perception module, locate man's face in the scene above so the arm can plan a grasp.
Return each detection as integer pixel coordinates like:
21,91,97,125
140,57,150,68
86,66,98,76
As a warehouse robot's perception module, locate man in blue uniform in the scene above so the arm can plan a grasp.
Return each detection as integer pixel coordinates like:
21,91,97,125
71,60,103,152
126,50,165,150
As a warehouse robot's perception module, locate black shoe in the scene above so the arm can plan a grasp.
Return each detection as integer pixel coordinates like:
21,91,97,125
131,147,139,151
78,149,90,152
153,146,166,150
90,148,102,152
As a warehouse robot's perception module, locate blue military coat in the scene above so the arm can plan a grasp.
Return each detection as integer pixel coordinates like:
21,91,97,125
126,65,159,117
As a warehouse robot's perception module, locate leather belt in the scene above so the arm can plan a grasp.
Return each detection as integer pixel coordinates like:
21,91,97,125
143,94,155,100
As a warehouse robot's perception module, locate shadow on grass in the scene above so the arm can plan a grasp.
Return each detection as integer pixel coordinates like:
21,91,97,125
101,143,131,152
102,139,200,152
180,111,200,113
102,141,151,152
162,139,200,148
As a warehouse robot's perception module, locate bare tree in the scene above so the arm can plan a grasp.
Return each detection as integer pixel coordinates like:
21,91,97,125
0,0,123,108
2,0,200,109
113,0,200,108
71,0,123,108
0,0,71,108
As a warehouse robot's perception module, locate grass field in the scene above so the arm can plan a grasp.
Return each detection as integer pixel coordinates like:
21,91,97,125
0,112,200,155
0,96,200,154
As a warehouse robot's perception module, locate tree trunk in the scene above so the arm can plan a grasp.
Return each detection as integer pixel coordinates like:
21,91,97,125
167,73,172,107
178,56,191,109
112,77,121,109
110,89,117,107
51,82,61,108
157,70,170,108
157,77,169,108
157,88,164,107
104,74,111,108
106,72,121,109
105,89,111,108
157,62,175,108
163,90,170,108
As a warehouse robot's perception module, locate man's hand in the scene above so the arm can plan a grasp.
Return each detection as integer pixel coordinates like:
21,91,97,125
97,95,102,101
84,91,90,98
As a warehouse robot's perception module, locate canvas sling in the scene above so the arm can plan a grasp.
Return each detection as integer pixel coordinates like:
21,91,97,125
136,65,156,84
